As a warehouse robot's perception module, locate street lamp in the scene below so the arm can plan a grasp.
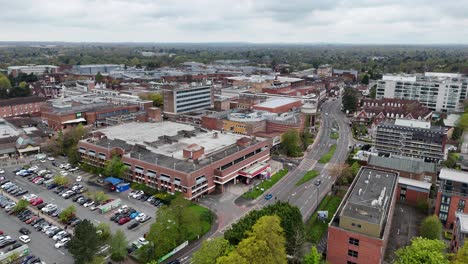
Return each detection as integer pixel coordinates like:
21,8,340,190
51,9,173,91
314,180,322,208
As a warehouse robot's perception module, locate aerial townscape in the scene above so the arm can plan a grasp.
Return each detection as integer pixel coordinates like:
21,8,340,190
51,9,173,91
0,1,468,264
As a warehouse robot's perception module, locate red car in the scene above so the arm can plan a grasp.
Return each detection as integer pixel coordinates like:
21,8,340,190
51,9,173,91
118,217,131,225
0,230,3,235
30,198,43,206
30,176,41,182
25,216,38,224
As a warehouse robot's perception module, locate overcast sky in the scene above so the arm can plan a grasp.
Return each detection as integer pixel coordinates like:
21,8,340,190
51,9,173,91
1,0,467,44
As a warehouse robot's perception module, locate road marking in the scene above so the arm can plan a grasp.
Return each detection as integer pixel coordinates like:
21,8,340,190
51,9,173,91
93,219,100,223
292,192,296,196
58,250,66,255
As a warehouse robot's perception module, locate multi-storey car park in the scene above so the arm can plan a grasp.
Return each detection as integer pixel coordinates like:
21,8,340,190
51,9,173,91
374,119,446,163
78,121,271,200
376,72,468,112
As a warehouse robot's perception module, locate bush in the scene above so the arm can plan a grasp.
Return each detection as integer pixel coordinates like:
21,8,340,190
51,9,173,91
318,144,337,164
420,215,442,240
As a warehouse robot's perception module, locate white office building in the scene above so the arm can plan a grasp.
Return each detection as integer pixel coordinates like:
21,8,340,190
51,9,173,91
376,72,468,112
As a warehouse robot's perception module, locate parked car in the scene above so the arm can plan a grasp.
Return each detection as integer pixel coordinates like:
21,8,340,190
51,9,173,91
127,221,140,230
83,200,94,208
55,237,71,248
19,227,31,235
30,198,43,206
19,235,30,243
118,217,131,225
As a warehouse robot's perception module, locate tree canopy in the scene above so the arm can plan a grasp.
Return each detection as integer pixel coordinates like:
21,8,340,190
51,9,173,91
281,129,303,157
303,246,322,264
218,215,287,264
104,156,129,179
59,205,76,223
342,87,358,113
110,229,128,262
224,202,304,257
192,237,233,264
453,242,468,264
420,215,443,240
68,219,100,264
394,237,449,264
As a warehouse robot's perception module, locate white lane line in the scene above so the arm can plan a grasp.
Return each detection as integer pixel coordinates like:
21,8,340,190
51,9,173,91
58,250,66,255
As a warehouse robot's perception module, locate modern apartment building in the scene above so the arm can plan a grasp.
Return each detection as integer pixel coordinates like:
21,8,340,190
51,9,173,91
376,72,468,112
451,213,468,252
435,169,468,229
374,119,446,162
327,167,398,264
162,83,213,114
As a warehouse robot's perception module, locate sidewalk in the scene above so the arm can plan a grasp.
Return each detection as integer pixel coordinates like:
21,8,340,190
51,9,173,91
0,157,30,168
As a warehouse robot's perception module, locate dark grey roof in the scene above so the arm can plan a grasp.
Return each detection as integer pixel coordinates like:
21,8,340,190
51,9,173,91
0,96,46,107
368,155,436,174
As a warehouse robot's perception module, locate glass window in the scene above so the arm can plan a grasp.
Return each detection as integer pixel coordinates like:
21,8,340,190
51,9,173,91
349,238,359,246
348,250,358,258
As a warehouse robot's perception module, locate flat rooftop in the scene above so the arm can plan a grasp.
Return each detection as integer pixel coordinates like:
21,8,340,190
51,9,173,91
456,213,468,233
340,168,398,225
253,98,301,109
97,121,245,159
439,168,468,184
394,119,431,129
0,120,20,139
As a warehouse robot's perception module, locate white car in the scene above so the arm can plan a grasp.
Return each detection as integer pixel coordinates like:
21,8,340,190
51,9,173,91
138,237,149,246
76,176,82,182
40,159,47,163
42,204,58,213
53,231,67,241
22,194,38,202
29,166,39,172
131,190,144,199
0,169,4,174
69,167,79,172
55,237,71,248
118,205,129,213
83,200,94,208
19,235,31,243
60,170,69,176
47,157,55,161
135,213,146,222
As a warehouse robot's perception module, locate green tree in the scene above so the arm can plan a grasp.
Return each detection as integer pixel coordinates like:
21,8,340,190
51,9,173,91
18,81,27,89
96,222,112,244
218,216,287,264
104,156,128,178
281,129,303,157
394,237,449,264
13,199,29,213
224,202,304,257
171,195,202,242
0,74,11,98
110,230,128,262
351,161,360,176
91,191,110,203
303,246,322,264
361,73,370,85
69,219,100,264
369,84,377,99
420,215,443,240
95,72,104,83
192,237,233,264
88,256,106,264
67,146,81,165
452,242,468,264
342,87,358,113
59,205,76,223
140,92,164,107
53,175,70,186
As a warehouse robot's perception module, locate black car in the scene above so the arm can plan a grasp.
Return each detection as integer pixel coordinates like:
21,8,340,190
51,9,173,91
73,195,84,202
110,213,121,221
141,194,150,201
167,260,181,264
19,227,31,235
54,186,65,194
48,229,61,238
127,221,140,230
47,183,58,190
37,203,48,210
7,242,22,251
0,239,16,249
15,189,28,196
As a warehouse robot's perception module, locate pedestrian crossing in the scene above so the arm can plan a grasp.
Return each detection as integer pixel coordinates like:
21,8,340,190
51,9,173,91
298,159,315,170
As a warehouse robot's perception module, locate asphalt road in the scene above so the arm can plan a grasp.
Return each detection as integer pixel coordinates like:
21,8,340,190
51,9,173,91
175,97,353,263
259,97,352,220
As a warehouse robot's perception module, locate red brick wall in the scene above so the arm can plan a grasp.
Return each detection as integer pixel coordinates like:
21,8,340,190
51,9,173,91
327,226,384,264
396,185,429,205
0,102,44,118
201,116,222,130
435,192,468,228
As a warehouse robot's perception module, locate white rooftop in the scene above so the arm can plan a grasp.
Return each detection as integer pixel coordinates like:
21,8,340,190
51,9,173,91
398,177,431,190
444,114,460,127
98,121,246,159
226,75,303,83
456,213,468,233
254,98,301,109
0,120,20,139
394,119,431,129
439,168,468,184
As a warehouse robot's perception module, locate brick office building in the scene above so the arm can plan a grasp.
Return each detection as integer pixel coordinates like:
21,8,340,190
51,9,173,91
327,167,398,264
435,169,468,229
78,121,271,200
0,97,46,118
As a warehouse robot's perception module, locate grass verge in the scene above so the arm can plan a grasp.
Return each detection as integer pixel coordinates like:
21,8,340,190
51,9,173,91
318,144,337,164
241,169,289,199
187,204,215,239
296,170,319,186
305,195,342,243
330,132,339,139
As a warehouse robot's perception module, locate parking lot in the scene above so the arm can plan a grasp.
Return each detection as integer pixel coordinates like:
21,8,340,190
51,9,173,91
0,155,159,262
